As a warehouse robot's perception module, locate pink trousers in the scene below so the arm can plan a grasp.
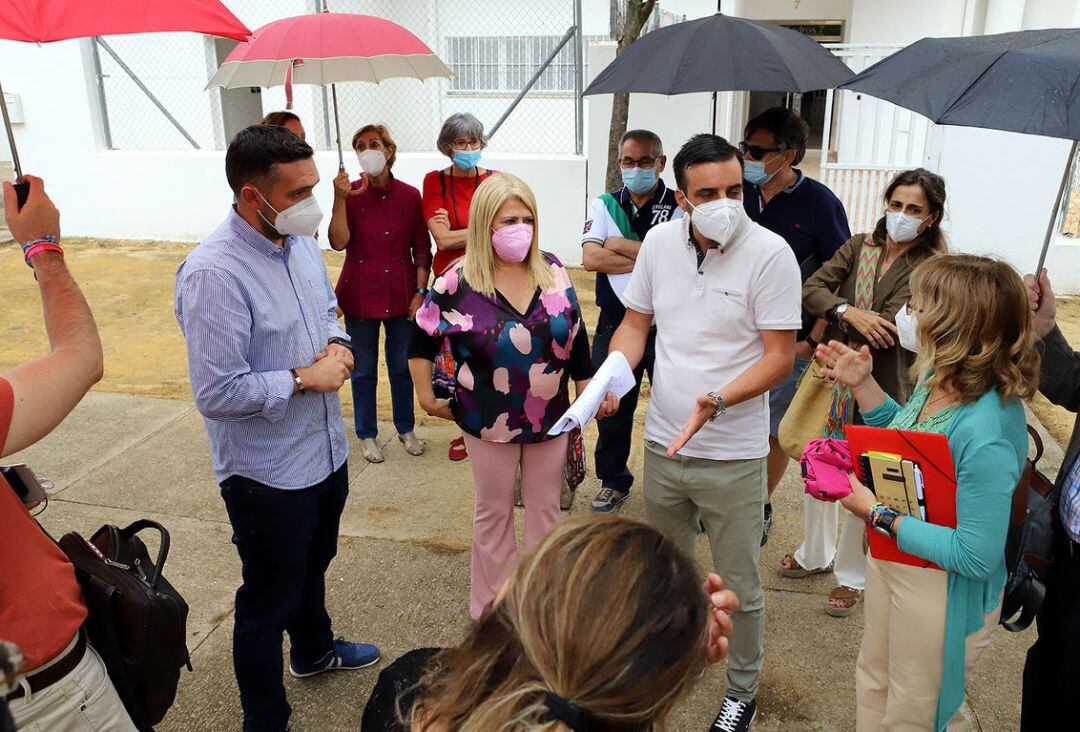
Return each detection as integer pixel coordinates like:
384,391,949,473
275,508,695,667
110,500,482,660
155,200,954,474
462,433,568,619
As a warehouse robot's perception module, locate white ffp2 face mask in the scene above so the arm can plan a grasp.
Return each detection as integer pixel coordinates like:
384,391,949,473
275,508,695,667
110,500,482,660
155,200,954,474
255,190,324,238
688,198,745,246
894,304,919,352
357,149,387,176
885,210,928,244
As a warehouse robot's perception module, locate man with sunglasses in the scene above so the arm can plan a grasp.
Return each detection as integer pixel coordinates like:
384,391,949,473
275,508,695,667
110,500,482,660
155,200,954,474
582,129,682,513
740,107,850,545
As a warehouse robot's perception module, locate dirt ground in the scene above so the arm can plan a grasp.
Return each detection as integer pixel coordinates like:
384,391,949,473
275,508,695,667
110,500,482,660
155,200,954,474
1,237,1075,446
0,239,608,423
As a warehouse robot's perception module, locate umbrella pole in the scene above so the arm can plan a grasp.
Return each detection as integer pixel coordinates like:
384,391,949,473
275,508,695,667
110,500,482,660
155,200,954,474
711,92,717,135
331,83,344,172
1035,138,1078,276
0,79,24,180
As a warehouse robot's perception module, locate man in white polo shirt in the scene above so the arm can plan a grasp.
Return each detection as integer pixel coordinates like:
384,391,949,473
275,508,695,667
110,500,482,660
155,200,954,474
610,134,801,732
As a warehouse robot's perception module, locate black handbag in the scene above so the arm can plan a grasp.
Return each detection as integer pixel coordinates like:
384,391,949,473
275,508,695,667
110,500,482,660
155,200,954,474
59,520,191,730
1000,426,1059,632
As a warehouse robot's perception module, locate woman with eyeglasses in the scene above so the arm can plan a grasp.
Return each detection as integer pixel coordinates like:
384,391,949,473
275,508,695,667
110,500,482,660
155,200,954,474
422,112,500,462
779,169,949,619
818,254,1038,730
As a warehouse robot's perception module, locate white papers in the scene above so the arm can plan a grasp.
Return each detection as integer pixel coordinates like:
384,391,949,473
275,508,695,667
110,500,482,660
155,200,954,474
548,351,637,435
607,272,632,299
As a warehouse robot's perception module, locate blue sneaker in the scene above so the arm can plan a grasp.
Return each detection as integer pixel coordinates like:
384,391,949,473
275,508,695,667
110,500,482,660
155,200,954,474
590,487,629,513
288,637,381,678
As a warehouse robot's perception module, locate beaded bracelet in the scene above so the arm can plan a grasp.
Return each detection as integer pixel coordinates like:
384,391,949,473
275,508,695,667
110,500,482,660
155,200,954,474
21,236,63,268
867,501,884,526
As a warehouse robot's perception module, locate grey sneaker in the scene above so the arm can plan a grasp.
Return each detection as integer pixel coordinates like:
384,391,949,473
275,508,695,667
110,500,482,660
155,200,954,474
360,438,384,463
398,431,426,456
590,487,629,513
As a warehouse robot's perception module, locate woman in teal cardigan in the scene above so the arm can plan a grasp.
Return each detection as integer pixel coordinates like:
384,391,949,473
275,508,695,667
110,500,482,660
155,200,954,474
816,254,1040,731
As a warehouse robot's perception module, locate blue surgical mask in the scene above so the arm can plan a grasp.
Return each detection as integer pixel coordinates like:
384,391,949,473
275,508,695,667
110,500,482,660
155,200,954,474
744,159,775,186
621,166,658,195
453,149,482,171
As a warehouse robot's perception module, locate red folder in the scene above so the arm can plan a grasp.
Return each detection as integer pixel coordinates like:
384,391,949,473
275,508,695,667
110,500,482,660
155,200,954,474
846,425,957,570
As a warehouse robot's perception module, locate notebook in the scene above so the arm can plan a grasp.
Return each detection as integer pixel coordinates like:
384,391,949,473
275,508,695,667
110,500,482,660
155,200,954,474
847,425,957,570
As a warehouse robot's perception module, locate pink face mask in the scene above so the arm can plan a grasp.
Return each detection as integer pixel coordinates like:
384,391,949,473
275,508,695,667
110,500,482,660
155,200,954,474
491,223,533,263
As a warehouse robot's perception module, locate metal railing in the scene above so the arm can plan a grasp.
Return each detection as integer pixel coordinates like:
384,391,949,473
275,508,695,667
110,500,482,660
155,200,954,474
818,43,931,233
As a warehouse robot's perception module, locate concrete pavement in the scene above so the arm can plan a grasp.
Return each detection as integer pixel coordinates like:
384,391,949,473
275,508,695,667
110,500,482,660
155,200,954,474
10,390,1055,731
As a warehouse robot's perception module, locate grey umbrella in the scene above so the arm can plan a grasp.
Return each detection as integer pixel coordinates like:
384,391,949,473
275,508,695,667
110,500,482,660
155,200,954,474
582,12,853,134
583,13,853,96
839,28,1080,274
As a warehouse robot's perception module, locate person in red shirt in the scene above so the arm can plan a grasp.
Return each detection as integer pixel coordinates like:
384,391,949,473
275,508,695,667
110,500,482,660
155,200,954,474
421,112,498,462
329,124,432,463
0,176,134,730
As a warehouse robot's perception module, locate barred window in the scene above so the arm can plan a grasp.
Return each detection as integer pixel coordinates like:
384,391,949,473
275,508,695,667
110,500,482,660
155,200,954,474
446,35,598,94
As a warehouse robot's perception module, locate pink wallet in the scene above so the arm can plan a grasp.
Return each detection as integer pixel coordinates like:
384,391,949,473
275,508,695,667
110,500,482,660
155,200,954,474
800,438,854,502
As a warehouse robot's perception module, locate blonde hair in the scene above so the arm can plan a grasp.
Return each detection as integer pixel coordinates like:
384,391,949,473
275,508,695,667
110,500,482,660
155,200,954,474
910,254,1040,403
409,515,709,731
462,174,554,296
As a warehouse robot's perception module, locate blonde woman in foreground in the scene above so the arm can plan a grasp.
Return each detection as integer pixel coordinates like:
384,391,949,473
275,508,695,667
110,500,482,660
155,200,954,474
819,254,1039,730
361,514,740,731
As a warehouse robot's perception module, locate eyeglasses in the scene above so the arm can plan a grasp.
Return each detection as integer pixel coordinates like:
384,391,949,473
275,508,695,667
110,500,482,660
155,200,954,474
738,142,782,160
619,157,658,169
452,139,483,152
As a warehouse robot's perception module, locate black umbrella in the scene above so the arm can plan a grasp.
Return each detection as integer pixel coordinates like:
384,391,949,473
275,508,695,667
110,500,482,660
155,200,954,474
583,13,853,98
839,28,1080,273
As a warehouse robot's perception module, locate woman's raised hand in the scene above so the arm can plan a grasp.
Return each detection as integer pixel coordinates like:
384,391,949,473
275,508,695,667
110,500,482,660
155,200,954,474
816,340,873,390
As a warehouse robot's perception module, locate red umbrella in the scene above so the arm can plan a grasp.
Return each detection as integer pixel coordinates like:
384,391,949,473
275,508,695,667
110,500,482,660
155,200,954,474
0,0,250,43
208,12,451,168
0,0,252,204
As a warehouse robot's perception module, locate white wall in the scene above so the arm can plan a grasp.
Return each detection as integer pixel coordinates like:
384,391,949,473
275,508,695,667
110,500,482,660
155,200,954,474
1022,0,1080,28
936,127,1080,291
0,36,588,265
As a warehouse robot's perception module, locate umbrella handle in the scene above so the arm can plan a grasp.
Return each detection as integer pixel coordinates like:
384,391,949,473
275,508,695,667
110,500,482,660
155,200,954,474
1035,138,1078,278
331,83,344,171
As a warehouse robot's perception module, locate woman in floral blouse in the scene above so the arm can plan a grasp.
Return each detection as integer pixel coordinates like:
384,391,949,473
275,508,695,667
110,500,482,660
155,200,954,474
409,173,612,619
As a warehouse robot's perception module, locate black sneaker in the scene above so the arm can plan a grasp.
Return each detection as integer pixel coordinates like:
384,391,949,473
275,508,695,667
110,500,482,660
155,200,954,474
710,696,757,732
761,503,773,547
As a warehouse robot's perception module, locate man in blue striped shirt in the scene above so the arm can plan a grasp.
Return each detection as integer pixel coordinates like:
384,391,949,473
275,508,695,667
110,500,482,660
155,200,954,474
175,125,379,732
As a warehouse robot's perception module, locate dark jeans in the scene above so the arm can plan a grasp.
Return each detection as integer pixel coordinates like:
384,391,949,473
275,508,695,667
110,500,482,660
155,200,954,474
1021,520,1080,731
344,315,415,439
591,308,656,494
220,464,349,732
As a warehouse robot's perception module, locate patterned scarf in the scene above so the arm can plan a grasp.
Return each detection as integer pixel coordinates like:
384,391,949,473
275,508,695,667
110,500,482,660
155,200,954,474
824,235,883,438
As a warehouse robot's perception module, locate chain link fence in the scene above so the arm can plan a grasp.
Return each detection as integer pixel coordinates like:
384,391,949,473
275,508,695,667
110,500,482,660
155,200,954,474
91,0,599,155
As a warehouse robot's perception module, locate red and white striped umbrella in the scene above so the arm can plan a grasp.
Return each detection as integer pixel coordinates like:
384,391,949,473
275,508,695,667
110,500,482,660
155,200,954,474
208,12,451,166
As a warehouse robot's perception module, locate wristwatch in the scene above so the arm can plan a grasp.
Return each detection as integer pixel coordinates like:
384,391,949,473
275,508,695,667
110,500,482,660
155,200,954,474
872,507,902,538
327,337,352,352
705,390,727,421
832,303,850,322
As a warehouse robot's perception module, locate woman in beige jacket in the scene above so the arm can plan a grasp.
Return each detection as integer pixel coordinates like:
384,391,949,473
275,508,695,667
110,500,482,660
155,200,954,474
779,168,948,616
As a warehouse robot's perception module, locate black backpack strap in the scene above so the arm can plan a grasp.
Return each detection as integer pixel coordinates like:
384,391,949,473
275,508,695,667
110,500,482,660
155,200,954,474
1000,576,1046,632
